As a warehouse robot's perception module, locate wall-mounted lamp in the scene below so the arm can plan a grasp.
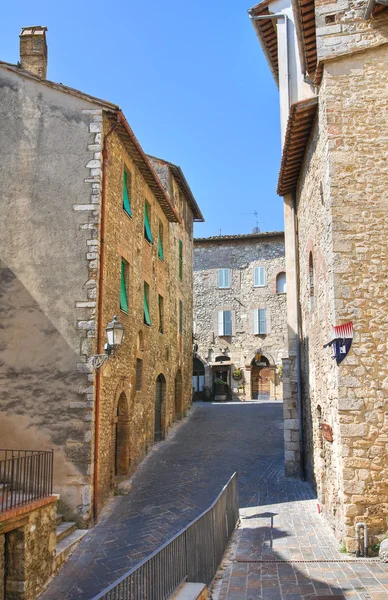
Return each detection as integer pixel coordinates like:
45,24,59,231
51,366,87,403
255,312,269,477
88,316,125,370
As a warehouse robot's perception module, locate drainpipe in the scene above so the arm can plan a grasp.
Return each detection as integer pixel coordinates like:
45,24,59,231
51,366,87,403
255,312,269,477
355,522,368,557
93,113,120,524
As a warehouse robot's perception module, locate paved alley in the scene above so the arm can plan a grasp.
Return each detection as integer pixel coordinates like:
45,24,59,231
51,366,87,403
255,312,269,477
41,400,284,599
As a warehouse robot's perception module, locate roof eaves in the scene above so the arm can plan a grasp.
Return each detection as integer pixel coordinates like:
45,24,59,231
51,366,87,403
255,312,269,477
248,2,279,85
277,96,318,196
194,231,284,243
0,61,119,111
291,0,318,77
147,155,204,222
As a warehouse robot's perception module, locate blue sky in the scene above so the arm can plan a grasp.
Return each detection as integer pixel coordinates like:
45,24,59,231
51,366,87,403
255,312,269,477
1,1,283,237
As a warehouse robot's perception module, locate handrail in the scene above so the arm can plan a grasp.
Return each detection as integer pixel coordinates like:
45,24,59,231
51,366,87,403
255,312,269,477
92,471,239,600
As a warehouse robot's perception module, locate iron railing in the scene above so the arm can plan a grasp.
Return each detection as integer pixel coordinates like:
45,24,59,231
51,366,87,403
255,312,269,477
92,471,239,600
0,449,54,512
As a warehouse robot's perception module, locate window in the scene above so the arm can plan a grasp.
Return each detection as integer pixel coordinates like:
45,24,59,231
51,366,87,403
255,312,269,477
178,239,183,280
309,253,314,312
136,359,143,391
253,266,266,287
144,200,153,243
179,300,183,334
120,259,129,313
218,310,232,336
144,282,151,326
218,268,230,289
158,220,164,261
123,169,132,216
254,308,267,335
158,294,164,334
276,272,287,294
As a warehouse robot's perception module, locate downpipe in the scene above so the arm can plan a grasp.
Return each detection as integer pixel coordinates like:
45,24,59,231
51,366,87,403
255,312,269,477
355,522,368,557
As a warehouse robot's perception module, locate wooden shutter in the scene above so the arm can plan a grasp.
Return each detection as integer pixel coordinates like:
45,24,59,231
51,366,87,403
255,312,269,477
224,310,232,336
259,308,267,334
254,267,265,287
218,269,224,288
123,170,132,216
179,239,183,280
225,269,230,288
144,202,153,243
254,309,259,334
218,310,224,336
144,283,151,325
120,260,128,312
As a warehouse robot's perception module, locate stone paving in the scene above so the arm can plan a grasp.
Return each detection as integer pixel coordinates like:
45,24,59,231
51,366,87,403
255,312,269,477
41,401,388,600
212,461,388,600
41,400,284,599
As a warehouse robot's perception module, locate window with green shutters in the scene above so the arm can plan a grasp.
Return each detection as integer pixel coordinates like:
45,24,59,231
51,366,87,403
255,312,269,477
178,239,183,280
179,300,183,334
144,282,151,326
158,220,164,261
120,259,129,313
158,294,164,334
144,201,153,243
123,169,132,216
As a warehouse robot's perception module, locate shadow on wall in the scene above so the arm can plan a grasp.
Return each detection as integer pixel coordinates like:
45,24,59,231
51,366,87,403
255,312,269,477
301,335,316,490
0,266,90,515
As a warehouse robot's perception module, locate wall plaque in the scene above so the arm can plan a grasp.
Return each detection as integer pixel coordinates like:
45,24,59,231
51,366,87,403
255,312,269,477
322,423,333,442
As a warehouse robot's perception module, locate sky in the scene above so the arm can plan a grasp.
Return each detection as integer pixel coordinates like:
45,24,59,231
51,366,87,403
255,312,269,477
1,0,283,237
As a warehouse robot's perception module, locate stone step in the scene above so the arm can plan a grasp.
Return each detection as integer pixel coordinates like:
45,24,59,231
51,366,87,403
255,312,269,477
55,529,88,570
170,583,208,600
56,521,77,543
56,512,64,526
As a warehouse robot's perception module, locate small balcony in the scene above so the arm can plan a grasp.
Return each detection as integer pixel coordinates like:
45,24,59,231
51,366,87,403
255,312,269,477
0,449,54,513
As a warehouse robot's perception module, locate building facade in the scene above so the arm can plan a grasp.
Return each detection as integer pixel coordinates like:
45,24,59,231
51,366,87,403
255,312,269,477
249,0,388,550
193,233,288,402
0,27,203,526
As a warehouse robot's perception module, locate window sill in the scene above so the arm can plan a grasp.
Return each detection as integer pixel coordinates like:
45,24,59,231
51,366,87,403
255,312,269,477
253,285,266,288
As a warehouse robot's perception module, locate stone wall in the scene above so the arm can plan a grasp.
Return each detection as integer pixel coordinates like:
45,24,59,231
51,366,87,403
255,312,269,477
0,497,57,600
193,234,288,401
96,123,195,512
296,42,388,548
0,66,101,525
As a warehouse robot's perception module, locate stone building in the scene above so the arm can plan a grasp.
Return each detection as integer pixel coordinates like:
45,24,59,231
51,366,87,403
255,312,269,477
0,26,203,532
249,0,388,550
193,232,288,402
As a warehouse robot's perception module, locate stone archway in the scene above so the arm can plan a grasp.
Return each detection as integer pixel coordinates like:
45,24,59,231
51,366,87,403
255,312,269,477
250,355,271,400
114,392,130,476
155,374,166,442
174,370,183,419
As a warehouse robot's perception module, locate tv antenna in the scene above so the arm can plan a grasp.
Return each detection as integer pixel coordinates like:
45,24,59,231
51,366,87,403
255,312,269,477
242,210,264,233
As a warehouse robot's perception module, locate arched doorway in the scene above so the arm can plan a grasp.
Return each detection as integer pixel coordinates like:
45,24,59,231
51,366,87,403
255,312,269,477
192,357,205,401
115,392,130,476
175,370,183,419
251,355,271,400
155,374,166,442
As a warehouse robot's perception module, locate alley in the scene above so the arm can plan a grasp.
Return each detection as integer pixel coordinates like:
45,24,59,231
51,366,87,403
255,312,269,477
42,401,284,599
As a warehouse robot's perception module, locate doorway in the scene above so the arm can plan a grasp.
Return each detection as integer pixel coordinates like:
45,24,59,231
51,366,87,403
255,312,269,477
114,393,130,476
155,374,166,442
174,370,183,419
192,357,205,401
250,355,271,400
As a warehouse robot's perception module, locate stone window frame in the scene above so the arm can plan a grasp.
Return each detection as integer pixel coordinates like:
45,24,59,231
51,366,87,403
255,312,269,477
276,271,287,294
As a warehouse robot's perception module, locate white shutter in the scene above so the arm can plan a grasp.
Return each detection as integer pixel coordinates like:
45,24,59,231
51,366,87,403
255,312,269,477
218,310,224,336
224,310,232,335
254,267,259,287
254,267,265,287
254,309,259,334
260,268,266,286
218,269,224,288
225,269,230,288
259,309,267,334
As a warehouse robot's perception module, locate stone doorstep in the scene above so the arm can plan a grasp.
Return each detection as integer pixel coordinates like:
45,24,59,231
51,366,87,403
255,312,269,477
169,582,208,600
55,529,88,570
56,521,77,543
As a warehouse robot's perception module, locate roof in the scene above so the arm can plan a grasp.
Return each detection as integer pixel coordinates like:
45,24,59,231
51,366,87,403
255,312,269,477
248,2,279,85
277,96,318,196
194,231,284,243
147,155,204,222
248,0,317,80
0,60,180,223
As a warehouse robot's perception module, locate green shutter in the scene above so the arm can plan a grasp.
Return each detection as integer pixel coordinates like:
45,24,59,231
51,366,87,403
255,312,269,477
179,239,183,280
144,284,151,325
120,261,128,312
158,237,164,261
144,203,153,243
123,171,132,216
179,300,183,334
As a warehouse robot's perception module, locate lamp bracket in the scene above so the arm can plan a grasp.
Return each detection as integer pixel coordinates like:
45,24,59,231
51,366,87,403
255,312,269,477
88,354,109,371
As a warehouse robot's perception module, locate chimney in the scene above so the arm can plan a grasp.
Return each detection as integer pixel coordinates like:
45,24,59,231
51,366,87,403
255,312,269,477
19,26,48,78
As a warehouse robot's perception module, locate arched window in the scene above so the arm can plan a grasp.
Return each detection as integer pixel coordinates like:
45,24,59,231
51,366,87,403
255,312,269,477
276,272,287,294
309,252,314,312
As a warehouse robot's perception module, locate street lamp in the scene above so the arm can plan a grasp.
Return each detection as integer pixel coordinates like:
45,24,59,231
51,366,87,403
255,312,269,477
89,316,125,370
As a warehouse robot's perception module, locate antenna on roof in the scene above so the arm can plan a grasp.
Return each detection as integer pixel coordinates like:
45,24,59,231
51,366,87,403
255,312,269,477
219,229,222,236
242,210,262,233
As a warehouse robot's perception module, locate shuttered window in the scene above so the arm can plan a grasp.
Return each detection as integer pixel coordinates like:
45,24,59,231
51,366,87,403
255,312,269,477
179,300,183,334
218,310,232,336
218,269,230,289
144,282,151,326
179,239,183,280
136,359,143,391
254,308,267,334
253,266,266,287
120,259,129,313
158,294,164,334
144,201,153,243
158,220,164,261
123,169,132,216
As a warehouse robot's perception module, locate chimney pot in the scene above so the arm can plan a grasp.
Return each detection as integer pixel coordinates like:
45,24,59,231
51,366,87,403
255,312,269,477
19,26,48,79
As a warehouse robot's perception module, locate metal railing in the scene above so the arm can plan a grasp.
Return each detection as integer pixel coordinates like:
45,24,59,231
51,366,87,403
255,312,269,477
92,472,239,600
0,449,54,512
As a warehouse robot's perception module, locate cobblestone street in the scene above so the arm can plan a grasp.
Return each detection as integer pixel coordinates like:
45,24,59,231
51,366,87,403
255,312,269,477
42,401,388,600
